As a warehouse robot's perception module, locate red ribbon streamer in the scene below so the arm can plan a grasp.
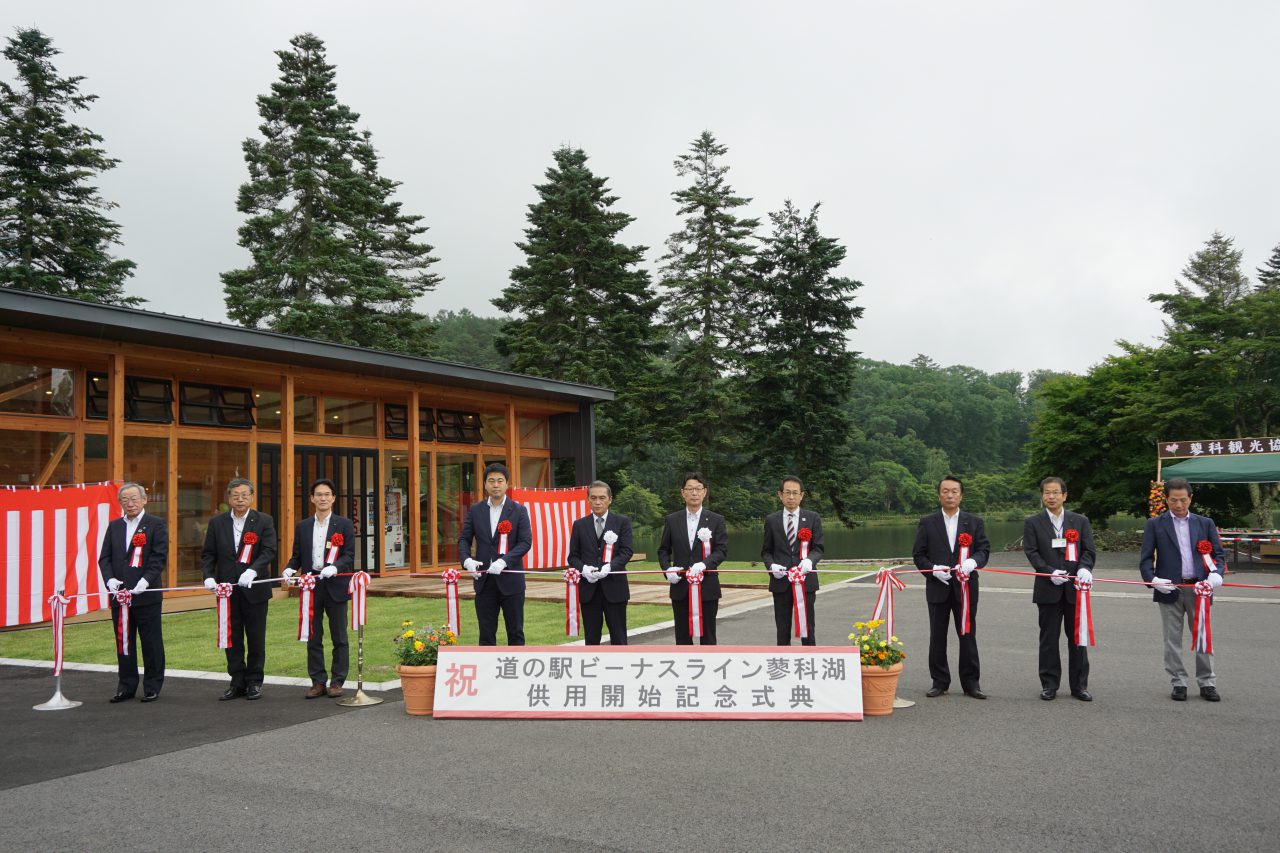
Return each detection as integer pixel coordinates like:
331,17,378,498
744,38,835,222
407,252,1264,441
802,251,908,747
871,568,907,639
787,566,808,639
687,572,704,638
563,568,581,636
114,588,133,655
48,593,70,676
214,583,234,649
1192,581,1213,654
296,575,317,641
1073,577,1095,647
348,570,370,630
441,568,461,636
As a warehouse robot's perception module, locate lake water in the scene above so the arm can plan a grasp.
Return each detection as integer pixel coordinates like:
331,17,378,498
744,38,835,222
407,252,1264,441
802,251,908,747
632,516,1150,562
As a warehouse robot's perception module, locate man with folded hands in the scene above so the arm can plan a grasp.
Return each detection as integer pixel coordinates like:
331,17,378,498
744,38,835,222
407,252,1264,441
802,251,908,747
760,475,824,645
568,480,634,645
658,472,728,645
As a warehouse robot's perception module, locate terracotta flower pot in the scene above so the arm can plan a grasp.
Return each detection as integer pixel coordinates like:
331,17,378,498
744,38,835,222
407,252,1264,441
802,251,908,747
398,664,438,716
860,662,903,716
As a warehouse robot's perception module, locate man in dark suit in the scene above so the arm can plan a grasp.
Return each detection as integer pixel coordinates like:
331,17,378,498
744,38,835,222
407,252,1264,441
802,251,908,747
658,472,729,645
459,462,532,646
567,480,634,645
1023,476,1096,702
98,482,168,703
911,475,990,699
201,477,278,701
283,478,357,698
1139,477,1226,702
760,475,824,646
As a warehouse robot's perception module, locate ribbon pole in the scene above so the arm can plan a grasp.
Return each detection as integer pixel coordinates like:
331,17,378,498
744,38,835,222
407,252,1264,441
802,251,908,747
871,568,907,640
336,622,383,707
788,566,808,639
564,568,581,636
441,568,461,635
1191,581,1213,654
1073,577,1095,647
34,591,81,711
348,570,371,630
214,583,234,649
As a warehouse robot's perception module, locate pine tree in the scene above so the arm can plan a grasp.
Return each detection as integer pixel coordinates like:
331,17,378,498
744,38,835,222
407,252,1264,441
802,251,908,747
0,28,138,305
658,131,759,479
744,200,863,522
494,147,664,461
1257,241,1280,291
222,33,439,354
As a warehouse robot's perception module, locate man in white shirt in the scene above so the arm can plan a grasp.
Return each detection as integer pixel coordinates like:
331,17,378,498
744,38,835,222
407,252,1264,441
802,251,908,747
760,475,825,645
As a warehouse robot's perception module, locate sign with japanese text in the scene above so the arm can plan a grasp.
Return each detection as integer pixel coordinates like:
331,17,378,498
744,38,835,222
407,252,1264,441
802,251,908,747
432,645,864,720
1158,437,1280,459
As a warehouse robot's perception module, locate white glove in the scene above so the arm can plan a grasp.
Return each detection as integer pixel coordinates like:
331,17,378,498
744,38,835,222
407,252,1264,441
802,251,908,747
203,577,217,591
237,568,256,588
107,578,123,592
688,562,706,578
596,563,612,579
666,569,681,584
962,558,977,572
770,563,787,579
799,559,813,575
131,577,150,594
582,566,600,583
1206,572,1223,589
319,565,337,579
462,558,482,572
282,567,297,586
1076,567,1093,584
488,558,506,575
1050,569,1069,586
931,568,951,584
1150,576,1177,593
467,566,482,580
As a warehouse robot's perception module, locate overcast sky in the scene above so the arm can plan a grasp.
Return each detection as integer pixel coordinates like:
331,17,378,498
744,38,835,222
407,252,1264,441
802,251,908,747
6,1,1279,375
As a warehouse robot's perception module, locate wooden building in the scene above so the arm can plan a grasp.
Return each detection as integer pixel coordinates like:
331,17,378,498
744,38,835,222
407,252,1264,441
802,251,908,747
0,289,611,594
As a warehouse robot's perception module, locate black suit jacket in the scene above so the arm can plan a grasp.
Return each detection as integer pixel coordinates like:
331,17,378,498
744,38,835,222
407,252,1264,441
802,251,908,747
1023,510,1096,604
911,510,990,604
657,508,728,602
1138,511,1226,603
285,514,357,603
760,509,825,594
458,498,532,596
201,510,279,604
567,512,633,604
98,513,168,607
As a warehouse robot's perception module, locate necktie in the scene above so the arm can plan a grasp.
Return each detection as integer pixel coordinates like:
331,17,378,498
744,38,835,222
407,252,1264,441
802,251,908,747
786,513,796,549
595,516,604,538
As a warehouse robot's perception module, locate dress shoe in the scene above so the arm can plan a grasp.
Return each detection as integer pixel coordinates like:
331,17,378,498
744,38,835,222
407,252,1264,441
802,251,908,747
220,686,246,701
1171,685,1188,701
925,686,948,698
109,692,134,703
1040,688,1057,701
963,688,988,700
140,692,159,703
245,684,262,700
305,683,327,699
1200,686,1221,702
1071,690,1093,702
327,683,344,698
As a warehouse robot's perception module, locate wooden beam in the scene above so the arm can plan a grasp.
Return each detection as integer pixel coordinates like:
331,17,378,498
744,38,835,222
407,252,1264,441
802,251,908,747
35,433,72,486
427,445,438,568
107,353,124,483
281,374,296,565
408,389,421,572
0,377,42,406
506,402,520,487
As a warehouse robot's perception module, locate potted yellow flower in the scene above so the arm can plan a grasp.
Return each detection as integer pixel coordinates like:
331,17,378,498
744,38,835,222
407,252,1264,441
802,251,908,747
848,619,906,716
394,620,458,716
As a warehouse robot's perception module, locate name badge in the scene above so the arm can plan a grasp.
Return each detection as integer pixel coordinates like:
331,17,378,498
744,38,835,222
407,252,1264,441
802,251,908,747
1051,537,1067,549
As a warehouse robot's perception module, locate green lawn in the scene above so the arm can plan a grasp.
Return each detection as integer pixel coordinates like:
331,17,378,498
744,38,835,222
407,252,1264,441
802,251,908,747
0,598,675,682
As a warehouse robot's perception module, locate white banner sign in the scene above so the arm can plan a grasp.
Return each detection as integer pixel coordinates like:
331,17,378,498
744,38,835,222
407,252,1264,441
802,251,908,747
433,645,864,720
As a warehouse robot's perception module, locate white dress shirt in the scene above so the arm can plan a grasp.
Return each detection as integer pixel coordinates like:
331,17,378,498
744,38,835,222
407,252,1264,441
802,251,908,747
686,510,701,550
1046,508,1065,538
312,513,332,569
1172,513,1195,579
125,510,146,546
231,509,249,548
942,508,959,551
489,497,507,536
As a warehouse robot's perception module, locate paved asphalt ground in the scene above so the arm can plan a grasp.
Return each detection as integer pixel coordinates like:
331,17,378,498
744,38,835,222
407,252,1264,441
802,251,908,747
3,553,1278,852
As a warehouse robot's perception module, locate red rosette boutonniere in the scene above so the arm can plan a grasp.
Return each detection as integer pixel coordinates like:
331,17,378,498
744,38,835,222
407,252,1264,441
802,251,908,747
238,530,259,563
324,533,344,565
329,533,344,548
131,532,147,548
242,532,259,546
957,533,972,548
1196,539,1212,555
797,527,813,542
1064,528,1080,561
496,519,513,555
129,531,147,568
497,520,513,535
1064,529,1079,544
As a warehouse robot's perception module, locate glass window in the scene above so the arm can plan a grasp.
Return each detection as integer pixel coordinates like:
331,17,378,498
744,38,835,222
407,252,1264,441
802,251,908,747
383,451,409,569
179,383,255,428
0,362,75,417
324,397,376,437
480,412,506,444
86,373,174,423
419,450,432,565
520,457,549,489
0,430,74,485
436,453,476,563
436,409,482,443
255,389,282,431
419,407,435,442
176,439,250,587
384,404,409,440
518,417,549,450
294,394,318,432
122,435,170,582
83,434,108,483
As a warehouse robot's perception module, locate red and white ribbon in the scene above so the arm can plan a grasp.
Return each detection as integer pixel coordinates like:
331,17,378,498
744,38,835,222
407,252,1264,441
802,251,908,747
214,582,234,649
602,529,617,565
1191,581,1213,654
871,568,907,639
48,593,70,676
348,570,371,629
687,572,704,638
797,527,812,562
787,566,809,639
697,527,712,561
129,546,143,568
296,575,317,642
497,520,512,555
956,533,973,635
238,532,257,565
1197,540,1216,574
114,588,133,655
1073,577,1095,647
441,568,461,635
1065,528,1079,563
563,568,581,636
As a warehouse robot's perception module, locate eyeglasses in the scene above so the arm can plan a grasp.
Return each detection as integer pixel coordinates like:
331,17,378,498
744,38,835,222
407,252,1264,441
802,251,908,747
682,486,706,493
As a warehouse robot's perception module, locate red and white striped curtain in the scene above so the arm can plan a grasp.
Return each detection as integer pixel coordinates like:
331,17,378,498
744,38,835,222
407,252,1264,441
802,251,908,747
509,487,589,570
1,482,119,626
